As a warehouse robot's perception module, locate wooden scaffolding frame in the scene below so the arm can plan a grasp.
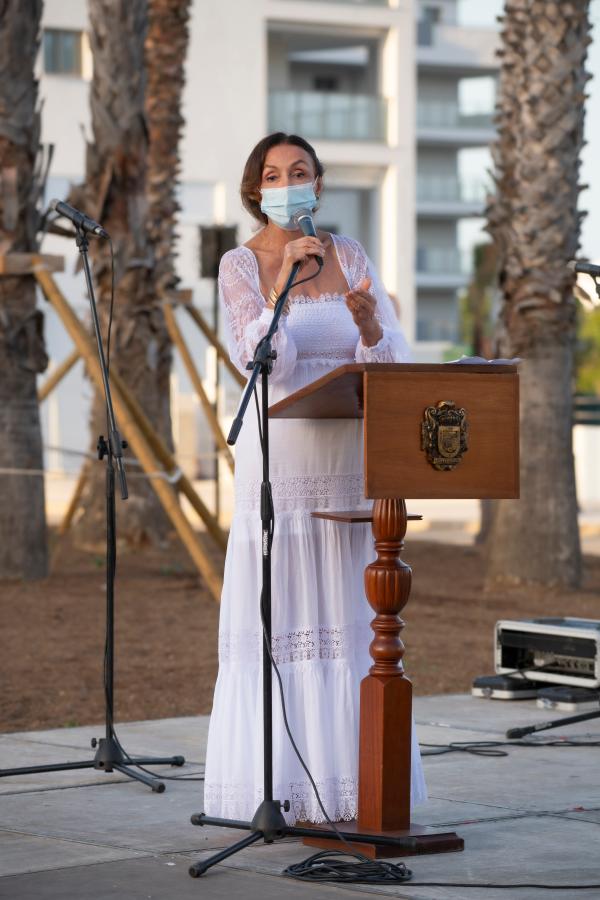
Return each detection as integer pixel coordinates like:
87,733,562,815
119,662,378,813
2,252,244,603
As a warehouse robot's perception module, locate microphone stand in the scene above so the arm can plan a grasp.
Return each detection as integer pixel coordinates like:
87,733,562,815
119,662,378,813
188,262,418,877
506,705,600,740
0,225,184,791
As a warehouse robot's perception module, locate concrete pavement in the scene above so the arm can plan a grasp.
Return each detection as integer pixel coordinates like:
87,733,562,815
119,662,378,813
1,696,599,899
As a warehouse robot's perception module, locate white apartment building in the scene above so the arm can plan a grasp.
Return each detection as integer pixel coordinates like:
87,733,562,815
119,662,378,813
37,0,600,510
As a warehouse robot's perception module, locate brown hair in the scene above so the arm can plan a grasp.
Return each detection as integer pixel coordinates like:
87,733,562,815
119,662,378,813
240,132,325,225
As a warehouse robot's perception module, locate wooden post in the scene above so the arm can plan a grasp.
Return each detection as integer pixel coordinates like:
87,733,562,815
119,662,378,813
109,366,228,552
59,460,90,535
33,262,224,601
163,303,234,473
358,498,412,831
0,252,64,275
38,348,80,402
184,304,245,388
34,264,226,553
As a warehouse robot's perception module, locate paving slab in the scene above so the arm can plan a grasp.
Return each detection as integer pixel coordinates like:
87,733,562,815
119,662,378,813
0,831,148,879
2,715,208,758
0,779,237,855
421,748,600,812
180,814,600,900
2,698,600,899
415,693,600,737
0,854,383,900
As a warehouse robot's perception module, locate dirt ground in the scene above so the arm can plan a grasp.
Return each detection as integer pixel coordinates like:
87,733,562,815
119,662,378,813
2,530,600,733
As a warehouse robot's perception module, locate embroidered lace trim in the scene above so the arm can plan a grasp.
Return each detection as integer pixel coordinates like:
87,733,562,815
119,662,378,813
203,777,358,824
234,472,366,512
288,292,345,305
219,623,366,666
296,347,354,361
290,777,357,823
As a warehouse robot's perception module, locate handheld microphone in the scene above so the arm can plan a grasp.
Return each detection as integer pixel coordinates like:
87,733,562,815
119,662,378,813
49,199,109,238
505,725,535,740
293,209,323,268
568,260,600,278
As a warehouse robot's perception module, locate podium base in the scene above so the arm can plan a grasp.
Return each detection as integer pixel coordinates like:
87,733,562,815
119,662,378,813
298,819,464,859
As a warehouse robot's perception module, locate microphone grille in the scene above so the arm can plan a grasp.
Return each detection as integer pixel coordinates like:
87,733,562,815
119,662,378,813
292,208,312,225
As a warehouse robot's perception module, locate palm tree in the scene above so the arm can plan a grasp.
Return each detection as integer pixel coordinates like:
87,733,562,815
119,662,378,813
0,0,48,579
74,0,176,545
146,0,191,302
485,0,591,587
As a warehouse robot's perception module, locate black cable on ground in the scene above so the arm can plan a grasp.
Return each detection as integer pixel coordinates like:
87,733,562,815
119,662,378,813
421,737,600,757
283,853,600,890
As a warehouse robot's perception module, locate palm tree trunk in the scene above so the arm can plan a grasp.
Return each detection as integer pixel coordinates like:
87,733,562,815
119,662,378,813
74,0,175,546
485,0,591,587
0,0,48,579
146,0,191,299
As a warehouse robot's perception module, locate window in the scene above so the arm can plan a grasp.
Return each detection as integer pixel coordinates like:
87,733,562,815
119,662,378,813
43,29,83,76
314,75,339,92
417,5,442,46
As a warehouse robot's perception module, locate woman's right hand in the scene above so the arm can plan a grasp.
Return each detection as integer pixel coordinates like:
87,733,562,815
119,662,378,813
277,236,325,286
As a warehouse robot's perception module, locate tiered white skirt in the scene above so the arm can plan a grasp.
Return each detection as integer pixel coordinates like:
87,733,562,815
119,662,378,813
203,409,428,823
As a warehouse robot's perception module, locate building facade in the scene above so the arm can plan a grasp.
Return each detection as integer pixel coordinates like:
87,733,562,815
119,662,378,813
49,1,585,511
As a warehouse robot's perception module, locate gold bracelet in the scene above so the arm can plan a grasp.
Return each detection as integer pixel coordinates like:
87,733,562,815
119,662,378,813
267,285,291,317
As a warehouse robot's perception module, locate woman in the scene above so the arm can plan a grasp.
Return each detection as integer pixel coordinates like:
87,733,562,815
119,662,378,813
203,132,427,824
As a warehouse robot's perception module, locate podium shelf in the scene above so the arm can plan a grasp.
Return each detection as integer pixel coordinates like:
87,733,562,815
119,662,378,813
311,510,422,524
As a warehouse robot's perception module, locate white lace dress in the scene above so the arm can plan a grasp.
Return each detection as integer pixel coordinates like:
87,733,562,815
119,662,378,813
203,233,427,824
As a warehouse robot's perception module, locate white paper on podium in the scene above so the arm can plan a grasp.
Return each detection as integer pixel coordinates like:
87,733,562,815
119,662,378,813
445,355,522,366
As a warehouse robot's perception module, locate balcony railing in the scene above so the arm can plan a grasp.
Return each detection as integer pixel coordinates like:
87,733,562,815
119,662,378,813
417,174,489,204
416,317,458,343
268,90,387,142
416,246,472,275
417,101,494,131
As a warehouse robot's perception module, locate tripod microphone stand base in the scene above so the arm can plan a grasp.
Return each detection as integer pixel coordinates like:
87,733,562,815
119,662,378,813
0,738,185,794
188,810,441,877
91,736,185,792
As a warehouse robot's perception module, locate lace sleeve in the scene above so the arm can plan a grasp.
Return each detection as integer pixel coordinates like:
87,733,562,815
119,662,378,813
218,248,298,382
333,235,411,363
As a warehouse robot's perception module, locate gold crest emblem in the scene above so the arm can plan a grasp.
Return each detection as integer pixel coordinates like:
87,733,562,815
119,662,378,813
421,401,468,471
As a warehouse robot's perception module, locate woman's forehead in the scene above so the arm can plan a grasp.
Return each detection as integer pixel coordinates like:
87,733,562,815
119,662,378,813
263,145,314,171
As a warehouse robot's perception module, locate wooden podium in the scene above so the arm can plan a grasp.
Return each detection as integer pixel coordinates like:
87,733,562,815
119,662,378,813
270,362,519,857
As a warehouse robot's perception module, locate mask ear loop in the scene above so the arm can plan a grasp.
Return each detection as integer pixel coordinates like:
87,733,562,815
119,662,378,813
313,178,321,207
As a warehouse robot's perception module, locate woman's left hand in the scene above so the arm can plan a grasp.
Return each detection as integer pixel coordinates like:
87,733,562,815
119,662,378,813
345,277,383,347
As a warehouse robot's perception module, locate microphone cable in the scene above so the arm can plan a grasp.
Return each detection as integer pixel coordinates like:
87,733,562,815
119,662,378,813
252,379,412,886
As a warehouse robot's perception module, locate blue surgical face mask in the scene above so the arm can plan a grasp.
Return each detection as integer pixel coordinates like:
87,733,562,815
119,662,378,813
260,180,318,230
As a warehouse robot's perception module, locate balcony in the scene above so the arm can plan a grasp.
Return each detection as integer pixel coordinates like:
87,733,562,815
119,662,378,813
417,174,488,203
418,102,493,131
416,246,471,290
416,316,459,343
268,90,387,142
417,101,495,147
417,174,490,217
417,23,500,76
